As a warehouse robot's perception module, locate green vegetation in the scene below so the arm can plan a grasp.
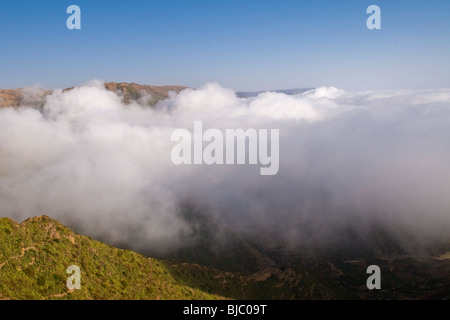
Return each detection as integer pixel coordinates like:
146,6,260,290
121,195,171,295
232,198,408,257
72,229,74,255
0,216,221,300
2,215,450,300
0,215,349,300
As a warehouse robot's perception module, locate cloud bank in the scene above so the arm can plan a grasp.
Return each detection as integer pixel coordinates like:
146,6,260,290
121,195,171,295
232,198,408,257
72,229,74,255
1,81,450,254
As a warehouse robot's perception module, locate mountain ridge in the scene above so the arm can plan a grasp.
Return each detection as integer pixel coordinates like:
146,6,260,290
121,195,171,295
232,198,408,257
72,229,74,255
0,82,188,108
0,83,316,108
0,215,222,300
236,88,315,98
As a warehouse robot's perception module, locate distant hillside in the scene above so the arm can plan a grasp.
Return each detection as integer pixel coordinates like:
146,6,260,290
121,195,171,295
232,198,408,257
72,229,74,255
237,88,315,98
0,82,187,108
0,89,21,108
104,82,186,105
0,84,315,108
169,232,450,300
0,88,50,108
168,206,450,300
0,216,220,300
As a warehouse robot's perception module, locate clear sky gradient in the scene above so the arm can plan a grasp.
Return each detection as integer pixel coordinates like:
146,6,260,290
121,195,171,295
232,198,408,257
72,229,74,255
0,0,449,91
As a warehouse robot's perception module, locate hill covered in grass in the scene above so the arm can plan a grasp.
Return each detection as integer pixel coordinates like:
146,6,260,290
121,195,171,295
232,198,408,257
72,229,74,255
0,215,337,300
0,214,344,300
2,215,450,300
0,216,221,300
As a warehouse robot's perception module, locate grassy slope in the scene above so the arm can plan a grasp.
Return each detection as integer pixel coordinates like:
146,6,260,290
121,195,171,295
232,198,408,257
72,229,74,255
2,215,449,300
0,216,221,300
0,215,345,301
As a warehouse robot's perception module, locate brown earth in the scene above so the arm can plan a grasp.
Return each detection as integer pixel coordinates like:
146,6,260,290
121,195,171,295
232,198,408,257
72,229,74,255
0,82,188,108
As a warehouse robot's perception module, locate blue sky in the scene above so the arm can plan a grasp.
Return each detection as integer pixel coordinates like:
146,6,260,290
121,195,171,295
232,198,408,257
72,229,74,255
0,0,449,91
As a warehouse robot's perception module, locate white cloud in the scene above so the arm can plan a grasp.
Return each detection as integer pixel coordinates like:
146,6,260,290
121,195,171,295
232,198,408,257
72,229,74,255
1,82,450,254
